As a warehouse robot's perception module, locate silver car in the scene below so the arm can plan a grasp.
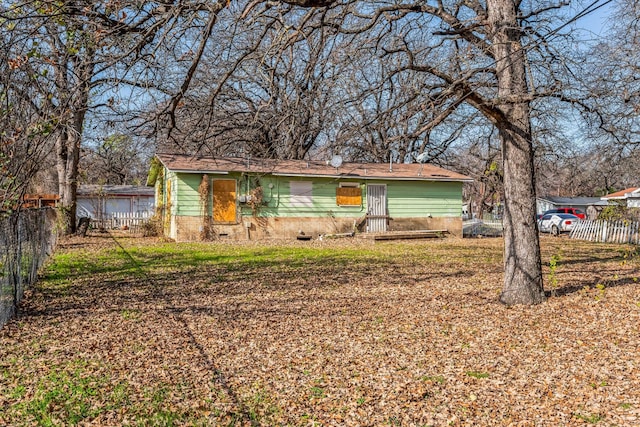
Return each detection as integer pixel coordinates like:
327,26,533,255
537,213,580,236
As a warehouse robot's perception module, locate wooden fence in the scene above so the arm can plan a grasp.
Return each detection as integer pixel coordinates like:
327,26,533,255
570,219,640,244
90,211,152,233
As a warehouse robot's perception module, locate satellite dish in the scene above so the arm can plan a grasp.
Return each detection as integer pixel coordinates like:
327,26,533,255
416,152,429,163
330,155,343,168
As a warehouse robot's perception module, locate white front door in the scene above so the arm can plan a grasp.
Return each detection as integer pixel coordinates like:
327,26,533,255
366,184,387,232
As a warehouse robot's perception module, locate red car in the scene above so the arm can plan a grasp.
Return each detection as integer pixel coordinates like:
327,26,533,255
538,208,585,220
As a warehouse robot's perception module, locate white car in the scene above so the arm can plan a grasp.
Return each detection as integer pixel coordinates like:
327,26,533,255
537,213,580,236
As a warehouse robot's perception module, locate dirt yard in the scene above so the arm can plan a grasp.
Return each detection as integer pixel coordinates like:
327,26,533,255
1,234,639,426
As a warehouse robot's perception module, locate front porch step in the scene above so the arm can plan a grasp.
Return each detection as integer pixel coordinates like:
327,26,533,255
363,229,449,241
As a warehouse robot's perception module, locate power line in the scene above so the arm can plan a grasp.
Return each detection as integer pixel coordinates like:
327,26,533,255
541,0,614,41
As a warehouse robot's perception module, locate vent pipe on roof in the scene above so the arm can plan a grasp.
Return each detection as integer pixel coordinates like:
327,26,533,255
389,154,393,172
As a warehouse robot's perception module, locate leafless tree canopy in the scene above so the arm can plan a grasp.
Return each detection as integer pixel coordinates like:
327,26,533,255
0,0,228,228
0,7,52,208
4,1,636,196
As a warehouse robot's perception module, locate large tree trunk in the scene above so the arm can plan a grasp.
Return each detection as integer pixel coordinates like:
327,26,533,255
56,111,85,235
53,35,94,235
56,129,79,234
488,0,545,305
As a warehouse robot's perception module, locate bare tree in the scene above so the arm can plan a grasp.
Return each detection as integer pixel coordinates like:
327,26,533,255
536,142,640,197
4,0,624,305
155,0,615,304
230,0,551,304
448,127,503,219
0,19,53,210
81,133,152,185
582,0,640,145
527,0,639,200
154,4,353,160
0,0,228,231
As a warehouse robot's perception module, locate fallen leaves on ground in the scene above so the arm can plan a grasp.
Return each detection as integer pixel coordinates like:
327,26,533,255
1,234,639,426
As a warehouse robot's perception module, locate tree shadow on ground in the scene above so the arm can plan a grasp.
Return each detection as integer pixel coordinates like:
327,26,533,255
547,276,639,298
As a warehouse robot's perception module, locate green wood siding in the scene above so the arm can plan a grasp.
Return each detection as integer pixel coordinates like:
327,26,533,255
167,172,462,219
261,179,365,218
174,173,203,216
386,181,462,217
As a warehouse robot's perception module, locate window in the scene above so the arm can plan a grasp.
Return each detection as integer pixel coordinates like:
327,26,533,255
336,182,362,206
289,181,313,207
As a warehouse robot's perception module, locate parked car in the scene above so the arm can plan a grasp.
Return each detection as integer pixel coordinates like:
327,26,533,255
537,213,580,235
538,207,586,220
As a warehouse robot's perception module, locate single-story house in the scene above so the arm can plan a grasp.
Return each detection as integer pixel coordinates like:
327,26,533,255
148,153,473,241
536,196,608,220
601,187,640,208
76,185,155,219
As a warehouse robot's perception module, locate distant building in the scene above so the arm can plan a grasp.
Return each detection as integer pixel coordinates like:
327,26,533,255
536,196,608,220
601,187,640,208
20,194,60,209
76,185,155,219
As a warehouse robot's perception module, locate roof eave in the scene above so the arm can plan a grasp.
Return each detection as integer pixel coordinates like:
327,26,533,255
271,172,472,182
155,154,473,182
172,170,230,175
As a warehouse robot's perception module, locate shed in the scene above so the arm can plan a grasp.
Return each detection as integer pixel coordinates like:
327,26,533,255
148,154,473,241
76,185,155,220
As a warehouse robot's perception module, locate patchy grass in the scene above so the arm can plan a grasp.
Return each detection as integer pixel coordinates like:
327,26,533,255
1,234,639,426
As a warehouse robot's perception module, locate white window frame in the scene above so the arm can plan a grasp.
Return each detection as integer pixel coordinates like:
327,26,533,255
289,181,313,207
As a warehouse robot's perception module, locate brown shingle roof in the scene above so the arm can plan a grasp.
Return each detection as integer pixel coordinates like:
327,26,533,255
155,153,473,182
78,185,155,197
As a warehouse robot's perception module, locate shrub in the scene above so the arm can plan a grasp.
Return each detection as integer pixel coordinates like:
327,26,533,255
140,214,162,237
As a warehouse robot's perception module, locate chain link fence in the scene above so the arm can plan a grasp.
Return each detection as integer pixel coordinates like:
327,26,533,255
463,219,504,237
1,208,57,329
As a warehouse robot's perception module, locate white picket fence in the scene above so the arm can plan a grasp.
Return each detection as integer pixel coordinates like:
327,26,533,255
90,211,152,233
570,219,640,244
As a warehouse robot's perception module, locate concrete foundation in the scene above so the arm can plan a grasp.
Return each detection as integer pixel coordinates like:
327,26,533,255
171,215,463,242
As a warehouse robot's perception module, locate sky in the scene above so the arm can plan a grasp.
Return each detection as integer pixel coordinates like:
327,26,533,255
572,1,615,36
